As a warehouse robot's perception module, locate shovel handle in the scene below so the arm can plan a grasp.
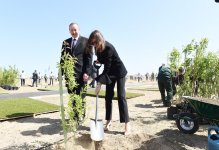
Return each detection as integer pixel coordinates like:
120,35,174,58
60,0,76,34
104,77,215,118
95,95,98,124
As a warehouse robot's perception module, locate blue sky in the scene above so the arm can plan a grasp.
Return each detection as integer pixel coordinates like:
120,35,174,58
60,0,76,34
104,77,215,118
0,0,219,76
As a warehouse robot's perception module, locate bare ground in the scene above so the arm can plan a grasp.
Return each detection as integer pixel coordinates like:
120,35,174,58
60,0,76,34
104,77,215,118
0,81,208,150
53,86,208,150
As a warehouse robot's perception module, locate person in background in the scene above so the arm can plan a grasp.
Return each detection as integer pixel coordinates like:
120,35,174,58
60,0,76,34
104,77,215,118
86,30,130,135
172,67,185,96
137,73,141,82
157,64,173,107
32,70,38,87
20,70,25,86
151,72,155,81
159,63,165,71
155,73,158,81
44,74,48,87
38,72,41,84
49,71,54,86
145,73,149,81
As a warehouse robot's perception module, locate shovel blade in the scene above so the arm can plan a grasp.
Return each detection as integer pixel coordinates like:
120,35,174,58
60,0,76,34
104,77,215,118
90,119,104,141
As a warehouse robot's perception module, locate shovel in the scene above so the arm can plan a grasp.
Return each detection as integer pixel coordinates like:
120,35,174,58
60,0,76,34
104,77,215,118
90,95,104,141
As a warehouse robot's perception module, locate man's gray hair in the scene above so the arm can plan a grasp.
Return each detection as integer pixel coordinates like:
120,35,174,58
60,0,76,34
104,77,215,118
69,22,79,29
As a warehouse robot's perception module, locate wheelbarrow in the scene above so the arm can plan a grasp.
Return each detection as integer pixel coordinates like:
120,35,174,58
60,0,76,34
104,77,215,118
173,96,219,134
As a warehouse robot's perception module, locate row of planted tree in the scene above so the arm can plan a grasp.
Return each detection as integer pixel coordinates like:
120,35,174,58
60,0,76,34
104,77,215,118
0,66,19,87
168,38,219,99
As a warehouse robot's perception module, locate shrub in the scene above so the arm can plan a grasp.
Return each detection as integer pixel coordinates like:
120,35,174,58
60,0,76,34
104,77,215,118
168,38,219,98
0,66,19,86
58,41,86,132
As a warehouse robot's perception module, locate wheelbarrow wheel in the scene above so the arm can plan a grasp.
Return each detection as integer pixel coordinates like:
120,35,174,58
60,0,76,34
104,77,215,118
176,113,199,134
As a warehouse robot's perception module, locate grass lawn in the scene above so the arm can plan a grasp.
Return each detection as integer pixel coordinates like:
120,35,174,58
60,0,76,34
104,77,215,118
128,88,159,91
86,90,144,99
0,98,59,119
37,85,66,91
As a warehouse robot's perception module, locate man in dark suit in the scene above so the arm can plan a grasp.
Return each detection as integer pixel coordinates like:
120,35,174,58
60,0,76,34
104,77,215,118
60,22,92,99
32,70,38,87
60,23,92,123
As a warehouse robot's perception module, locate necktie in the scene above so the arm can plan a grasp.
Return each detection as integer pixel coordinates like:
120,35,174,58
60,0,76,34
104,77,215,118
72,38,76,48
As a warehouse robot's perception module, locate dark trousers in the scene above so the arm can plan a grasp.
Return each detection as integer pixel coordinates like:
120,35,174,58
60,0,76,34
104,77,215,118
67,78,86,98
172,82,176,96
21,79,25,86
49,78,53,86
32,79,37,87
89,79,95,88
105,77,129,123
158,78,173,104
67,78,87,118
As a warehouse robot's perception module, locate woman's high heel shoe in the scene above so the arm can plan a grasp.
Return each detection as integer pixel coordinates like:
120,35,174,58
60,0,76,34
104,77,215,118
104,121,112,131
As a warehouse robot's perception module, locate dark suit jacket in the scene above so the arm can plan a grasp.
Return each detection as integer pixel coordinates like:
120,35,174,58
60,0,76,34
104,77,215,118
60,36,92,80
96,41,127,84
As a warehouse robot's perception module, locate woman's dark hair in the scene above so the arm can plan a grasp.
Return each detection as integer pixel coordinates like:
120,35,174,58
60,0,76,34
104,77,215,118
86,30,105,54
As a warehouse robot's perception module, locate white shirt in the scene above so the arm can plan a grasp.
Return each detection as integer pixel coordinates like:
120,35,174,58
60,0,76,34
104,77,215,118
20,72,25,79
50,72,53,79
71,36,79,48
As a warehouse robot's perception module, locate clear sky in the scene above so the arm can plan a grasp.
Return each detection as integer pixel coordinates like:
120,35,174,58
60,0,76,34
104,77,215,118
0,0,219,76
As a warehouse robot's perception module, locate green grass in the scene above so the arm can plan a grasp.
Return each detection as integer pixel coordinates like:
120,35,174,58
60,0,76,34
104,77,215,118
37,85,66,91
0,98,59,119
128,88,159,91
86,90,144,99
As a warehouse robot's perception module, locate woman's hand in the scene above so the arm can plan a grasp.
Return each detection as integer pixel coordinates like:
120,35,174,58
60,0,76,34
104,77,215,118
83,73,89,82
95,83,102,95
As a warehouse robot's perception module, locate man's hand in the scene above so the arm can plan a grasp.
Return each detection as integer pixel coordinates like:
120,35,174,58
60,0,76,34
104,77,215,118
95,83,102,95
83,73,89,82
95,60,100,64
